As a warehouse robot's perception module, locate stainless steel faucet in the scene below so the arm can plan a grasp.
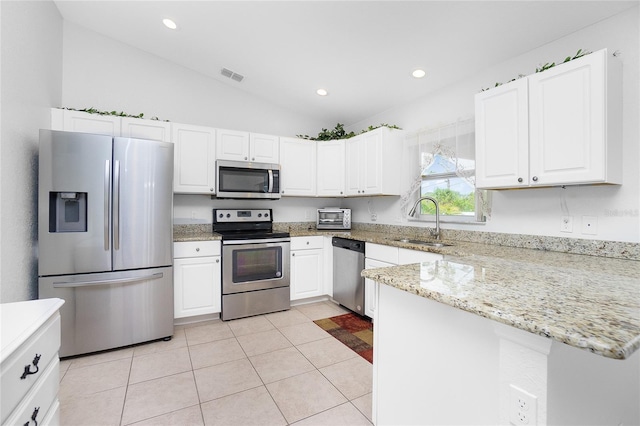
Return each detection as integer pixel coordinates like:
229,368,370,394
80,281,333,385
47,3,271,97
408,196,441,240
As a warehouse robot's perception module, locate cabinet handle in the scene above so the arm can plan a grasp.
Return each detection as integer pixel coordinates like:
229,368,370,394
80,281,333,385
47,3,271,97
517,177,523,183
292,253,295,257
24,406,39,426
306,241,309,245
216,259,219,263
244,156,248,160
532,176,539,182
196,248,200,252
340,191,343,194
20,354,41,380
252,157,255,161
210,188,214,192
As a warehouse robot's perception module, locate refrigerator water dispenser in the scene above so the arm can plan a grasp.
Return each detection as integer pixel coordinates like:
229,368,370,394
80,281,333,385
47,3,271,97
49,192,87,232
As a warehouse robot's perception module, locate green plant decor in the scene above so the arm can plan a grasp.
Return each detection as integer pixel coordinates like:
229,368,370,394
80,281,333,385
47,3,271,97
481,49,591,92
61,107,169,122
297,123,401,140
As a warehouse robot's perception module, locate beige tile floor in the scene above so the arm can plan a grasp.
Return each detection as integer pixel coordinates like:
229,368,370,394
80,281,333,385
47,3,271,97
58,301,373,426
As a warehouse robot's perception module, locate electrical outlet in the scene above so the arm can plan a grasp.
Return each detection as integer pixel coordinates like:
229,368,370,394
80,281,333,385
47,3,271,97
509,385,537,425
560,216,573,233
582,216,598,235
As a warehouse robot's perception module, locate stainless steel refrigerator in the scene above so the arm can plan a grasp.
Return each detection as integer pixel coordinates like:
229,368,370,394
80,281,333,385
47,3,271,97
38,129,174,357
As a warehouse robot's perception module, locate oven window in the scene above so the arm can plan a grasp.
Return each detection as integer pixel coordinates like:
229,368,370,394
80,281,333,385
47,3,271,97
219,167,269,193
233,246,282,283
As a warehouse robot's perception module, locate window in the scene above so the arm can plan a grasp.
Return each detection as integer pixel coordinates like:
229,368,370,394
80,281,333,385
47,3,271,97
406,118,490,223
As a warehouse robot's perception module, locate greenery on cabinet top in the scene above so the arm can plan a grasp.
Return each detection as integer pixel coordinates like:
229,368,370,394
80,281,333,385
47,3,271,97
296,123,401,141
480,48,591,92
59,106,170,122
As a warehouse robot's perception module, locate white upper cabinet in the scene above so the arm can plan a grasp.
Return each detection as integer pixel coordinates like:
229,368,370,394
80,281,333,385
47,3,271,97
216,129,250,161
316,139,346,197
279,137,317,196
345,127,403,196
216,129,279,163
249,133,280,163
173,123,216,194
475,49,621,189
121,117,171,142
52,108,121,136
51,109,171,142
475,79,529,188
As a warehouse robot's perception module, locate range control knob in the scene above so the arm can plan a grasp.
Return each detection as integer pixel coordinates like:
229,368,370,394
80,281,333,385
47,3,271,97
258,213,262,217
219,213,223,218
226,213,231,218
265,213,269,217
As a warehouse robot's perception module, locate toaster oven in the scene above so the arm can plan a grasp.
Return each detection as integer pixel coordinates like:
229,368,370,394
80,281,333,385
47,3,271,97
317,208,351,230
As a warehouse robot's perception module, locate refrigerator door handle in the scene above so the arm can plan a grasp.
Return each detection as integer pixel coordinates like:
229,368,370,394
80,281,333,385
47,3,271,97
52,272,164,288
113,160,120,250
104,160,111,251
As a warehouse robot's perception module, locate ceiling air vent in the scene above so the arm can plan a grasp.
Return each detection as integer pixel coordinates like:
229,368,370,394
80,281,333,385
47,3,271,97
221,68,244,82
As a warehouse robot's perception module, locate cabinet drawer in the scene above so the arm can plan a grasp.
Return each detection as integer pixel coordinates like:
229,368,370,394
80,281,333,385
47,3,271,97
1,314,60,423
291,236,323,250
174,241,221,258
3,357,59,426
398,248,443,265
365,243,399,264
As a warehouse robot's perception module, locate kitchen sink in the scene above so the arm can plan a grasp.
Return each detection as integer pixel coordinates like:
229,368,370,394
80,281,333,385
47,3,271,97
393,238,453,247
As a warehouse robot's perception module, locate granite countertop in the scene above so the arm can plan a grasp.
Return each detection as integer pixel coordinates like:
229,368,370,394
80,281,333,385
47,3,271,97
173,223,640,359
362,253,640,360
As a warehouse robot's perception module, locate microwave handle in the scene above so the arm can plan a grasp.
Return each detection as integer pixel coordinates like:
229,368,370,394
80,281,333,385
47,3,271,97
268,169,274,193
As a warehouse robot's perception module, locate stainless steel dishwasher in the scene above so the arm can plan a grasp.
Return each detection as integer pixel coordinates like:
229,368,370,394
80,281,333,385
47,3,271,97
332,237,365,315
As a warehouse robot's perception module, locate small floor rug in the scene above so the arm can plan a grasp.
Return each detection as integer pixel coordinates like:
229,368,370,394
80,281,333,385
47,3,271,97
314,313,373,363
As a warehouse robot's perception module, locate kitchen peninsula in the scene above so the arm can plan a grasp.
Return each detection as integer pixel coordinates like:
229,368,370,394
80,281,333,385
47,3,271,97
362,243,640,425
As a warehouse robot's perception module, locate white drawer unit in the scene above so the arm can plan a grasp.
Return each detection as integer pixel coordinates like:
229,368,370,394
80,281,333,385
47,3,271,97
291,236,324,250
1,298,64,426
173,240,221,258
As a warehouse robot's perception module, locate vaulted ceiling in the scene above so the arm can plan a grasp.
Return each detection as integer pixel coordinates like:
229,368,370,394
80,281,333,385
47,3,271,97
53,1,637,125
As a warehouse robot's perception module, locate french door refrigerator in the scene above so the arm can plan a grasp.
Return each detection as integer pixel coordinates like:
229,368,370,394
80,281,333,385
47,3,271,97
38,129,174,357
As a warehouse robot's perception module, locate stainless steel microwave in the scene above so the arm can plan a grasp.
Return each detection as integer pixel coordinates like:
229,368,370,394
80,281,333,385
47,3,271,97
317,208,351,230
216,160,281,199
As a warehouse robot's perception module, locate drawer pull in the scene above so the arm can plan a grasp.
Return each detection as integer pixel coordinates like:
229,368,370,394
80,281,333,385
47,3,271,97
23,406,40,426
20,354,41,380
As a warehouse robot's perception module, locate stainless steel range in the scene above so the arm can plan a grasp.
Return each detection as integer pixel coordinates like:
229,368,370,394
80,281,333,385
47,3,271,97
213,209,291,320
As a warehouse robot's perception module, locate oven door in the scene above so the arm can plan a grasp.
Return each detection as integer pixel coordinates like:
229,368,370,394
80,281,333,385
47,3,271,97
222,238,290,294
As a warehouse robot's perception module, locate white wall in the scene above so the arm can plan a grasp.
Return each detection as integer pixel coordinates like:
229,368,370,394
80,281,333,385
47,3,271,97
61,22,325,138
0,0,63,302
346,7,640,243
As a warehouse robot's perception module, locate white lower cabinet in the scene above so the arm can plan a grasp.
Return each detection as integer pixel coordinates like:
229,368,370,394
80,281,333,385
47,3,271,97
290,236,324,301
173,241,221,319
364,243,443,318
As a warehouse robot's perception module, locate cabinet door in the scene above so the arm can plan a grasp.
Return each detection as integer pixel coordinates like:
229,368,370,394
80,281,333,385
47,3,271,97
216,129,250,161
279,137,316,196
317,140,346,197
173,124,216,194
121,117,171,142
345,137,362,196
364,258,395,318
60,110,121,136
475,78,529,189
290,248,324,300
173,256,221,318
529,50,607,186
249,133,280,163
361,131,383,195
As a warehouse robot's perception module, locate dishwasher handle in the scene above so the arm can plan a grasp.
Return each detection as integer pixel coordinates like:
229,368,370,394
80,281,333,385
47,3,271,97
332,237,365,253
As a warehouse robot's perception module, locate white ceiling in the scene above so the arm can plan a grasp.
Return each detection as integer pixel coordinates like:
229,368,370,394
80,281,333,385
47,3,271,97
53,1,636,127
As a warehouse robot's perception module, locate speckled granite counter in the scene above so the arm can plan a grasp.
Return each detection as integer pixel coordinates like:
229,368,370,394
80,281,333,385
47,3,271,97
362,254,640,360
173,222,640,359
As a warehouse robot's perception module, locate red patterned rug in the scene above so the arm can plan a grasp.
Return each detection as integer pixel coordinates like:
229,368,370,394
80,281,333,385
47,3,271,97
314,313,373,363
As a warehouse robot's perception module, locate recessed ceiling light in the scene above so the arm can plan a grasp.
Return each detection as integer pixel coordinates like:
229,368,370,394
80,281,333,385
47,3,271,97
316,89,328,96
412,69,426,79
162,18,177,30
